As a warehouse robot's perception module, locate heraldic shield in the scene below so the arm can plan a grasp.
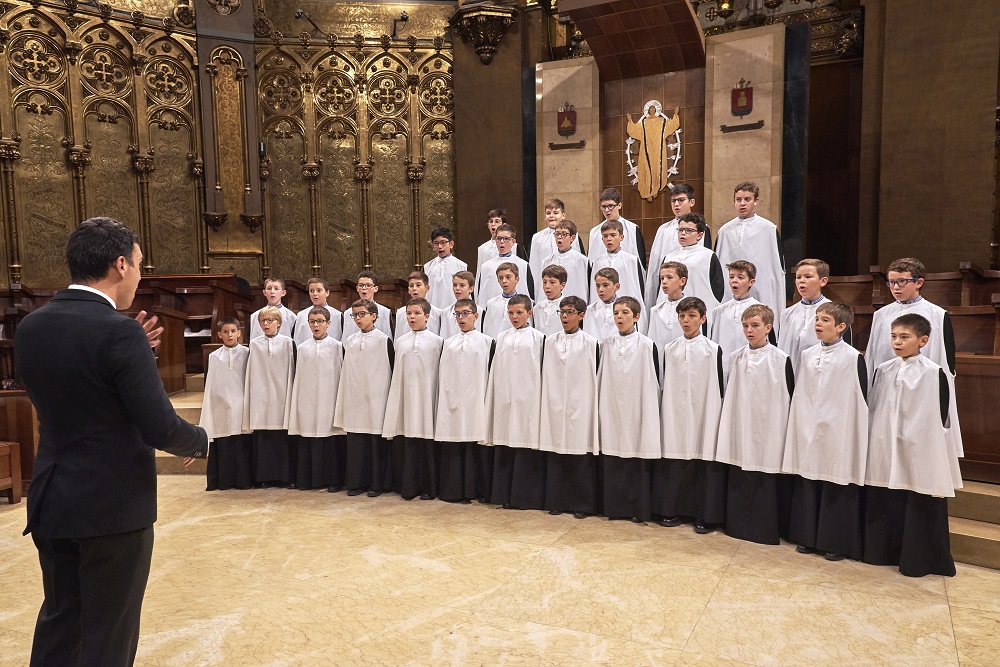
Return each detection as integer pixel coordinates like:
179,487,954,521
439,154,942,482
626,100,681,202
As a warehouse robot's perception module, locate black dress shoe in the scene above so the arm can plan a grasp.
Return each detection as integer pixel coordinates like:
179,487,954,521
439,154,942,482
477,496,489,504
419,493,433,500
548,510,563,515
346,488,365,496
824,552,846,561
631,517,644,523
660,516,684,527
796,545,816,554
286,482,297,489
693,521,713,534
367,489,383,498
573,512,588,520
327,486,342,493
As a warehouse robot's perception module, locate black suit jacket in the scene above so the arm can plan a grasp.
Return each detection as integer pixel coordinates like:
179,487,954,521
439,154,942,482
15,289,207,539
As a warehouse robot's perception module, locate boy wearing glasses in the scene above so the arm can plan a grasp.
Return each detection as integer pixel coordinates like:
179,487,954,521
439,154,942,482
476,209,523,278
249,277,295,340
539,296,600,518
476,223,533,306
587,187,646,267
202,317,252,490
864,257,962,482
334,299,395,497
435,298,495,502
590,219,646,318
342,270,392,338
778,259,835,376
243,306,296,488
481,262,531,338
659,214,724,326
288,307,345,492
394,271,443,340
534,219,590,302
424,226,467,310
644,184,711,307
529,199,585,286
533,265,569,336
293,277,342,344
439,271,478,339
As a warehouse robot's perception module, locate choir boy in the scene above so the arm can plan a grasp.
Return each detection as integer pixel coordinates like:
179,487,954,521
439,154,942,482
654,297,726,533
288,307,346,491
539,296,600,518
333,299,395,497
588,268,622,341
394,270,443,340
659,214,724,322
481,262,528,338
485,294,546,509
588,187,646,267
709,260,761,382
714,182,786,321
342,271,393,338
439,270,478,339
646,261,689,359
384,298,444,500
434,298,496,502
534,219,590,302
715,304,794,544
864,257,962,488
864,313,957,577
644,184,711,306
242,306,295,487
782,302,868,561
476,209,521,277
249,277,295,339
202,317,252,490
590,219,646,313
533,265,568,336
424,226,468,310
476,224,532,305
597,296,661,522
529,199,568,284
293,277,342,344
778,259,834,375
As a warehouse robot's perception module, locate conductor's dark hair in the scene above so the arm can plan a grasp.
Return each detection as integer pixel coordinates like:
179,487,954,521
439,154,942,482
678,212,709,235
676,296,706,318
599,187,622,204
308,306,330,322
507,294,533,311
613,296,642,317
66,217,139,283
817,301,853,328
669,183,696,200
430,226,454,242
406,297,431,316
217,316,240,331
487,209,507,223
891,313,931,338
454,297,477,313
560,295,587,314
351,299,378,316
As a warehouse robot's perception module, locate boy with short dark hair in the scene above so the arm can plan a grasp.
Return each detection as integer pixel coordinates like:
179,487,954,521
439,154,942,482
588,267,622,340
293,277,342,344
598,296,660,522
477,209,521,277
590,219,646,314
486,294,546,510
394,270,443,340
778,259,834,375
439,270,478,339
864,313,958,577
342,271,392,338
714,182,786,321
288,306,345,491
333,299,395,497
715,304,794,545
659,214,724,321
535,219,590,302
435,298,495,502
529,199,583,283
710,260,761,381
243,306,296,487
782,301,868,561
476,223,532,306
249,277,295,339
384,298,444,501
654,297,727,534
533,264,568,336
424,226,468,310
539,296,600,518
481,262,530,338
202,317,252,490
646,261,689,356
588,187,646,267
644,184,711,306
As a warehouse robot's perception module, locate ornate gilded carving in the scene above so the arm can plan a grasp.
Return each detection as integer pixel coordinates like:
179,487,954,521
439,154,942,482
260,70,303,116
9,34,65,86
319,132,360,278
208,0,240,17
240,212,263,233
418,73,452,116
449,2,517,66
149,126,198,274
80,47,132,97
144,57,192,105
420,134,454,258
370,134,410,279
86,116,137,227
265,133,310,279
207,252,261,284
205,212,227,232
0,135,22,287
210,47,248,222
314,70,356,116
264,1,452,40
173,1,194,27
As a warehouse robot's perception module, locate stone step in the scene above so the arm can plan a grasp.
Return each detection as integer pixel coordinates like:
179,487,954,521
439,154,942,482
950,517,1000,570
950,481,1000,525
185,373,205,393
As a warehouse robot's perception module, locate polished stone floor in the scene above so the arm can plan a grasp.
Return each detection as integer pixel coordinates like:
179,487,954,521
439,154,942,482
2,476,999,666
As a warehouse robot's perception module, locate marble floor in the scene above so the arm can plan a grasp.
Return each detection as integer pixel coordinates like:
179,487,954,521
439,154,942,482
2,477,999,666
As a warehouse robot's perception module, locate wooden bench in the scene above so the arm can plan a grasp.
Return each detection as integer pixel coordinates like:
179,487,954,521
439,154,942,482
0,440,22,504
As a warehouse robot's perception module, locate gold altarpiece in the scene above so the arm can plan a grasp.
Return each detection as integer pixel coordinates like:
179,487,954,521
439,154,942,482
0,0,455,287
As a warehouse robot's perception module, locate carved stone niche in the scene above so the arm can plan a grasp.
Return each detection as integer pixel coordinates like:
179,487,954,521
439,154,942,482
204,212,227,232
449,2,518,65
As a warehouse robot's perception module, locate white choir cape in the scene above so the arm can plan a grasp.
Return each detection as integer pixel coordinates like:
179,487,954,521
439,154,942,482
424,254,468,310
249,304,296,340
539,330,600,455
435,330,494,442
293,304,342,345
646,297,685,374
341,302,393,339
476,254,531,307
587,216,642,265
781,341,868,485
644,218,711,307
382,329,443,440
288,336,345,438
484,326,544,448
476,240,521,279
660,334,724,461
481,293,525,339
438,302,482,339
709,296,760,384
242,334,295,431
777,296,828,376
591,250,645,307
715,214,785,323
200,344,249,440
532,296,564,336
586,300,618,341
534,248,591,303
715,343,791,472
657,245,721,321
333,329,392,434
394,304,443,340
597,332,661,458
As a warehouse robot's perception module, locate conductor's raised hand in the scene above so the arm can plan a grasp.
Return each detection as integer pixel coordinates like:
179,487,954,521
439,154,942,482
134,310,163,351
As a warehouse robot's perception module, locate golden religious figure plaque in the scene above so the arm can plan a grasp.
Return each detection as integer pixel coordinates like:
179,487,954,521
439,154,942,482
625,101,681,202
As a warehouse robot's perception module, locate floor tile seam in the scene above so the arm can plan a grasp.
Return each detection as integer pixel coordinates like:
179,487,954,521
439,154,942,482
678,541,739,654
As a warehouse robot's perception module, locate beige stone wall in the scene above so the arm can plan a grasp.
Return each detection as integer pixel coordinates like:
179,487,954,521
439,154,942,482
704,24,787,233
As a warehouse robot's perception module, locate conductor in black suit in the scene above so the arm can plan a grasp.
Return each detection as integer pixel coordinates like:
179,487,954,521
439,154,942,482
15,217,208,666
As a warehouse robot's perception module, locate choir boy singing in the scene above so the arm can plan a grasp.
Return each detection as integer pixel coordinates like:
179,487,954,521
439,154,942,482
709,260,761,382
590,219,646,314
538,296,600,518
778,259,836,375
646,261,689,360
644,184,711,307
588,268,622,340
342,271,393,338
333,299,395,497
476,209,521,276
394,270,443,340
288,307,346,491
658,214,724,322
439,270,478,339
534,219,590,302
424,226,468,310
434,298,495,502
249,277,295,339
529,199,583,283
202,317,252,490
588,187,646,267
782,302,868,561
476,224,532,306
293,277,342,344
481,262,529,338
654,297,727,534
533,265,569,336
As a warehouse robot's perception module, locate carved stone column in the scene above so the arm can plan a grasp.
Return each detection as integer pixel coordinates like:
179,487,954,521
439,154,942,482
449,3,518,65
189,154,210,273
130,146,156,274
0,136,22,288
258,154,271,279
354,159,374,270
63,140,92,225
406,158,426,270
302,160,322,276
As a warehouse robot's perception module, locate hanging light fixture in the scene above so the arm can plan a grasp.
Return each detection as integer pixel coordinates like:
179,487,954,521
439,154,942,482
717,0,735,19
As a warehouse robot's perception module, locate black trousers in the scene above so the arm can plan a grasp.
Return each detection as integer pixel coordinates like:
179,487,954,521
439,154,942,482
31,526,154,667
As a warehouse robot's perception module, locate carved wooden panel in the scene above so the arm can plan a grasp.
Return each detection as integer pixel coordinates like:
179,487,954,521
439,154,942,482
420,134,455,265
265,130,310,280
86,115,139,227
210,48,247,226
370,134,412,280
208,253,261,285
150,125,198,273
318,132,361,276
